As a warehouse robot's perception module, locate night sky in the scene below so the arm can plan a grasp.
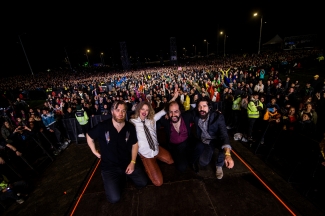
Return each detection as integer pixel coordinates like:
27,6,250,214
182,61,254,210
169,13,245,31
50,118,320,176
3,2,323,76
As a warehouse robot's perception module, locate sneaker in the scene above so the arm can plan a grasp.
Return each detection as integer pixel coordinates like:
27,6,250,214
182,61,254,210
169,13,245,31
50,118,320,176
17,193,21,197
241,137,248,143
63,141,69,145
216,166,223,179
60,143,68,150
226,126,232,130
78,134,85,137
16,199,24,204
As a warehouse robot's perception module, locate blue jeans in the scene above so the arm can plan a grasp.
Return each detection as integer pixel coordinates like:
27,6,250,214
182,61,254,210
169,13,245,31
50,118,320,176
192,141,225,167
101,165,147,203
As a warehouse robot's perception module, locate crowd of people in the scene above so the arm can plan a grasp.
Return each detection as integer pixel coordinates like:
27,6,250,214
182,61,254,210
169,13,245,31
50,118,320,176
0,49,324,204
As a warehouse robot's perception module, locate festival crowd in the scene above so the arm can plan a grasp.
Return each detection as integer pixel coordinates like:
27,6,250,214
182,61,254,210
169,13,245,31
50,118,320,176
0,49,324,204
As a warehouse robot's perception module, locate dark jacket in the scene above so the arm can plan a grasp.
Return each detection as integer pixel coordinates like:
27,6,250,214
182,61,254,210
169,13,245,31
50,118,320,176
194,111,230,146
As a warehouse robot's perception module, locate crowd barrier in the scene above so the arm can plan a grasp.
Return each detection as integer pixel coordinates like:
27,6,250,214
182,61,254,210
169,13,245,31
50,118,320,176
62,115,111,144
0,131,57,181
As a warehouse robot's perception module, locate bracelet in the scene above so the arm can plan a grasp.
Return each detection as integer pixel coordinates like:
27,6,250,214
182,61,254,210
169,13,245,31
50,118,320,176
131,160,136,164
225,153,231,156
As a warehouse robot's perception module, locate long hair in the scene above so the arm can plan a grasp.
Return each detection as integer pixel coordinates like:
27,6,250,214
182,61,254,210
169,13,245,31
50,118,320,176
131,101,155,121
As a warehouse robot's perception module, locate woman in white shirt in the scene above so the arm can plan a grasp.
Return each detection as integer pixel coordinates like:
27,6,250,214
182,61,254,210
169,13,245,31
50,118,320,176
130,91,178,186
130,101,173,186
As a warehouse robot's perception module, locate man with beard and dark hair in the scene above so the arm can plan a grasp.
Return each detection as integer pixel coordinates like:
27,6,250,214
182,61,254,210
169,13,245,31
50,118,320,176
86,101,147,203
191,98,234,179
158,100,194,172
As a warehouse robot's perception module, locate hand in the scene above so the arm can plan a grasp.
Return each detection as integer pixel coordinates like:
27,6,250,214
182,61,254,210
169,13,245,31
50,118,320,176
321,161,325,166
0,157,5,164
49,129,54,133
224,155,234,169
173,88,179,98
125,162,135,174
93,151,101,159
16,151,22,157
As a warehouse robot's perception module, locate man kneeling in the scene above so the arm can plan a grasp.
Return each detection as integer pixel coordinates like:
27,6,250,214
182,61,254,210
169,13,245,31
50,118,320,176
86,101,147,203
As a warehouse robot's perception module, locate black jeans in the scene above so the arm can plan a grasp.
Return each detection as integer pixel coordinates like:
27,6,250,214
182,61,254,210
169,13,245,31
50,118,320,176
168,141,188,172
101,165,147,203
247,118,257,138
192,141,225,167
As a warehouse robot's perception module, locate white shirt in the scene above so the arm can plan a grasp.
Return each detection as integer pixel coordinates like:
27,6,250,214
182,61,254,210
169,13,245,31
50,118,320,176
130,109,166,158
254,84,264,93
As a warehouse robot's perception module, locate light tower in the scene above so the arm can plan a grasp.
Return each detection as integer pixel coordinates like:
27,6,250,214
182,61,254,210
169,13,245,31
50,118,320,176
170,37,177,65
120,41,131,70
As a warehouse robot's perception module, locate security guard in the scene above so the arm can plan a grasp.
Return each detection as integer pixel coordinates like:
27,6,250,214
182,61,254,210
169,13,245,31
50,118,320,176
75,104,89,137
247,93,263,141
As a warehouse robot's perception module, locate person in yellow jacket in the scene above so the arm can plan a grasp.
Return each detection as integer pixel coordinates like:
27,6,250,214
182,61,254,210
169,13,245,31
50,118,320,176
247,93,263,141
227,94,241,132
183,91,191,111
75,104,89,137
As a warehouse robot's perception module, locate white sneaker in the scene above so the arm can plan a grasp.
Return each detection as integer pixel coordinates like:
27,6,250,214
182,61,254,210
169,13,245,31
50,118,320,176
16,199,24,204
60,143,68,150
241,137,248,143
216,166,223,179
226,126,232,130
78,134,85,137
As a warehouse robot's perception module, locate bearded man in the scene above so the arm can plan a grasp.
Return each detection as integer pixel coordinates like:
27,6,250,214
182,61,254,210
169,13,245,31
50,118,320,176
158,100,194,172
191,97,234,179
86,101,147,203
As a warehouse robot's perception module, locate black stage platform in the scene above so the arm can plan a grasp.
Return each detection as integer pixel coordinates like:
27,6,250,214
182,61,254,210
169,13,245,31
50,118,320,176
2,134,324,216
68,137,323,216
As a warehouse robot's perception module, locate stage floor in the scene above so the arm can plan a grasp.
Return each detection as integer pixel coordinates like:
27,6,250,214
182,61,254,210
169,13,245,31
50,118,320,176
2,133,324,216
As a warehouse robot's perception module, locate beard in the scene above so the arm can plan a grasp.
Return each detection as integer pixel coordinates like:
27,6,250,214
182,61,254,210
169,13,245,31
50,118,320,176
199,110,209,119
170,115,180,123
112,113,125,123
